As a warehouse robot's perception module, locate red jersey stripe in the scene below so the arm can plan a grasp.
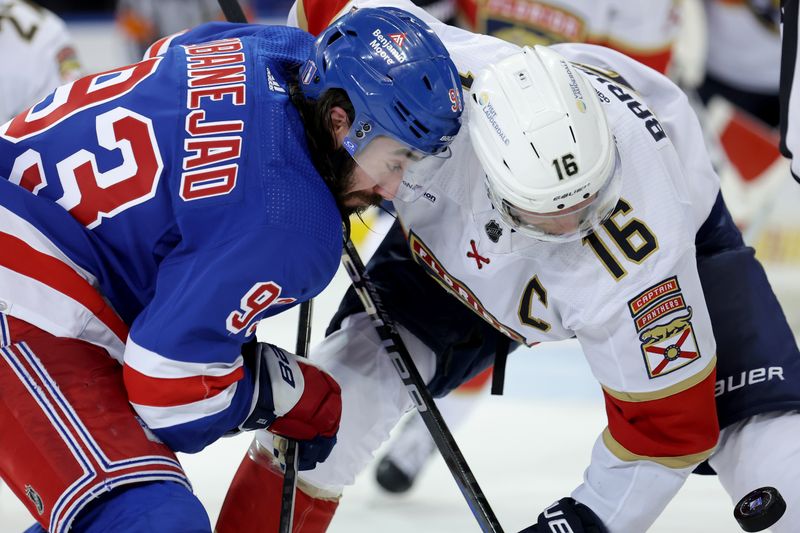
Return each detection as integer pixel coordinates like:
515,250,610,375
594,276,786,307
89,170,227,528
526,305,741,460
0,231,128,343
123,363,244,407
603,366,719,462
298,0,351,35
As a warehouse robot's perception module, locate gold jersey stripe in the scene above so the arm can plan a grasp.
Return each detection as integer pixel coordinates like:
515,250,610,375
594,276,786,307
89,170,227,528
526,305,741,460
602,355,716,403
602,428,716,469
296,0,309,31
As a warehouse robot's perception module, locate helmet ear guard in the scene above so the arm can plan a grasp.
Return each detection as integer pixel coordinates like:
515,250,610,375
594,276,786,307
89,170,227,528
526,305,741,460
468,46,620,242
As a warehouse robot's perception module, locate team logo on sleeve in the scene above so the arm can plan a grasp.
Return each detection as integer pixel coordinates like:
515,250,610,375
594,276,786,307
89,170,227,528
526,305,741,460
628,277,701,378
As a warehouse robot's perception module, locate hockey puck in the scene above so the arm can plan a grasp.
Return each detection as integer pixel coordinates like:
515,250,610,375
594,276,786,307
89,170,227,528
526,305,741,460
734,487,786,532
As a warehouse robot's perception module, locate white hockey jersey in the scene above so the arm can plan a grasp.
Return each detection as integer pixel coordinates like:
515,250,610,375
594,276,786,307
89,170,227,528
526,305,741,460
0,0,81,123
704,0,781,94
291,1,722,530
397,47,722,533
455,0,678,73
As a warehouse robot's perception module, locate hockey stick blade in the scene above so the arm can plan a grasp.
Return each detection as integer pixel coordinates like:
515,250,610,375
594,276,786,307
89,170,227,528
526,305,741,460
341,233,504,533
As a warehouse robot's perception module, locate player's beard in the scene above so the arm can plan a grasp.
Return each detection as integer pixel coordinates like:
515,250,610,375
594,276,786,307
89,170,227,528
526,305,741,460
327,146,383,217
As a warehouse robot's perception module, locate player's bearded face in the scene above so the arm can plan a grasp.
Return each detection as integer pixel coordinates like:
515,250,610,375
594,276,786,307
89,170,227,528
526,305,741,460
322,142,384,216
339,165,386,214
330,112,407,216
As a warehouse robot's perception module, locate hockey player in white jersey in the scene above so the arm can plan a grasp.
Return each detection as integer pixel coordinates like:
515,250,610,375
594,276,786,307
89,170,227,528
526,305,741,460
216,2,800,531
0,0,81,123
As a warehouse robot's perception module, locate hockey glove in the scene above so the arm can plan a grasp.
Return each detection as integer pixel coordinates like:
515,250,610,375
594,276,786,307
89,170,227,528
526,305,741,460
519,497,608,533
241,342,341,470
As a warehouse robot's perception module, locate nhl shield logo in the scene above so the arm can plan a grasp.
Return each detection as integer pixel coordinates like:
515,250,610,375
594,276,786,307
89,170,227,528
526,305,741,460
25,484,44,515
638,308,701,378
485,219,503,243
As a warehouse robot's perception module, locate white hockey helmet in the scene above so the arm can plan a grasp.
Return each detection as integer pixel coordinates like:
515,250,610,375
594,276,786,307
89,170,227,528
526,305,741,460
468,46,621,242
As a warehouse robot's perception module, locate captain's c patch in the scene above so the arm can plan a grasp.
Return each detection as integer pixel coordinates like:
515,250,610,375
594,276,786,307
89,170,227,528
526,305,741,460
629,277,701,378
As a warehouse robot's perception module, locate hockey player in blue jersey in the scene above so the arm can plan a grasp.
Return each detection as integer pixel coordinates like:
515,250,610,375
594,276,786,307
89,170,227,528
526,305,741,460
0,7,463,533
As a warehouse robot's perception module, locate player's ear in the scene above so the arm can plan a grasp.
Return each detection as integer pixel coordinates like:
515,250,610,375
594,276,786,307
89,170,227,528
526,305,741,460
329,106,350,145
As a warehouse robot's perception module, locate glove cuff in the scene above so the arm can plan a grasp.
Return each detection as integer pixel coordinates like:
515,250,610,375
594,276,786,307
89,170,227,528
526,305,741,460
240,342,277,430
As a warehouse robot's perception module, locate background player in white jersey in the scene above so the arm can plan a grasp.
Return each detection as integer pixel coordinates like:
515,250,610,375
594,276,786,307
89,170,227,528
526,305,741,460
0,7,464,532
0,0,82,123
454,0,678,73
218,2,800,531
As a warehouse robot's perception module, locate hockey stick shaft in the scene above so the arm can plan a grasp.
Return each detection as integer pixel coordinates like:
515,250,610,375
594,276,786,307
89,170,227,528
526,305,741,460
278,299,314,533
217,0,248,23
341,234,504,533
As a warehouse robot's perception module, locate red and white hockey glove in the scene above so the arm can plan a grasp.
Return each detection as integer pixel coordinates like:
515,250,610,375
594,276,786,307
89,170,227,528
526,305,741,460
241,342,341,470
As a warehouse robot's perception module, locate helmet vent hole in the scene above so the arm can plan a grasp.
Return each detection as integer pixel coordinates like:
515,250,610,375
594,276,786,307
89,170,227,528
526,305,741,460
557,204,565,209
472,93,478,103
529,142,540,158
413,119,430,134
569,126,576,143
345,29,358,37
408,124,422,138
502,160,510,170
394,101,411,121
326,32,343,47
583,193,590,199
422,76,432,90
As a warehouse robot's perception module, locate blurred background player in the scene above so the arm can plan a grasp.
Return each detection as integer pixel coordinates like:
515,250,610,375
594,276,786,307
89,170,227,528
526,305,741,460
698,0,781,127
454,0,679,72
0,0,82,123
116,0,253,60
690,0,800,337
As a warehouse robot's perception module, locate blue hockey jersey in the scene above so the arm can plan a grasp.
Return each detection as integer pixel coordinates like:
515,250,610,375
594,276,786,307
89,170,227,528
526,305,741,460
0,23,342,452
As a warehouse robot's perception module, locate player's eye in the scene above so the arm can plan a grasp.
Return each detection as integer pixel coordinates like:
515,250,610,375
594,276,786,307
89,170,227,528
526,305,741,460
386,161,404,173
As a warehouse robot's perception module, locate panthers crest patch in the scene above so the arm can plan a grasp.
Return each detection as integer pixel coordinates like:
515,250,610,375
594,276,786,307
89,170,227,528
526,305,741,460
629,277,701,378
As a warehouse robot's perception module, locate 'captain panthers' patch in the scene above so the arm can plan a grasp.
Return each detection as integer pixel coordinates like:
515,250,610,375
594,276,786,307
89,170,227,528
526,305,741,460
628,277,701,378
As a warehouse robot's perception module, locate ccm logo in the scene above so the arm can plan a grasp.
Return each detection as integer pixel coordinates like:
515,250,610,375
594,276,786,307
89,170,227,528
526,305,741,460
715,366,784,397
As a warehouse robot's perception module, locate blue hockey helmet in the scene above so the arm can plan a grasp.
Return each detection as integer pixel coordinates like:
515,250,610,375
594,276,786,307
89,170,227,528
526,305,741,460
300,7,463,201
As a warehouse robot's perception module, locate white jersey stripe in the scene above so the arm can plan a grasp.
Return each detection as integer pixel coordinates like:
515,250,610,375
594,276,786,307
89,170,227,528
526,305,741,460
124,335,244,378
130,382,239,429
